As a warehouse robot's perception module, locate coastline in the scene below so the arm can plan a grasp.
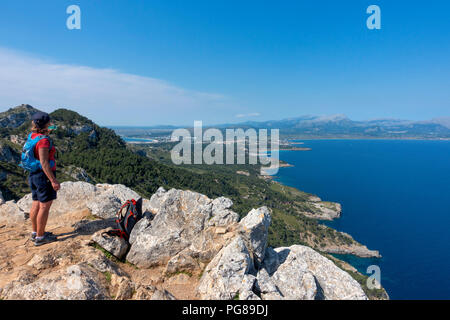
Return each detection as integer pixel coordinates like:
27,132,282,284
285,137,450,141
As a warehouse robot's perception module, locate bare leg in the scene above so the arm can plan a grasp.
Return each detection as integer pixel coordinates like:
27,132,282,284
36,200,53,237
29,200,40,233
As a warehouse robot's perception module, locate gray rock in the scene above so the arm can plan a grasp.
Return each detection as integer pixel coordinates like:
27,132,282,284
197,236,254,300
62,166,92,182
144,186,167,214
87,193,122,219
0,104,38,128
208,196,239,227
27,253,57,270
128,214,152,245
17,182,141,219
261,247,280,275
1,263,109,300
165,249,200,275
150,289,176,300
0,200,28,225
239,274,261,300
95,184,141,204
91,228,130,260
255,268,283,300
110,275,134,300
275,245,367,300
9,134,25,145
212,196,233,211
309,201,342,220
126,189,213,268
18,181,98,215
238,206,271,266
0,190,4,205
79,245,126,277
268,247,318,300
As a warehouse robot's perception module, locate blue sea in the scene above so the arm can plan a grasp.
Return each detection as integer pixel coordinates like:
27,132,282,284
275,140,450,299
122,137,154,143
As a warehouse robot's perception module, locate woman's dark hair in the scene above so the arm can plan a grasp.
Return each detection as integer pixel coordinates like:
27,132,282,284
31,121,50,134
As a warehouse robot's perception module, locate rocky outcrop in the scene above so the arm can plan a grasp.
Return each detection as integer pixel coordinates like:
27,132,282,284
238,207,271,267
322,244,381,258
0,182,371,300
0,104,38,128
62,166,92,182
302,198,342,220
0,200,28,225
2,263,110,300
0,142,20,163
197,236,255,300
197,203,367,300
126,188,240,270
0,190,4,205
259,246,367,300
91,228,130,260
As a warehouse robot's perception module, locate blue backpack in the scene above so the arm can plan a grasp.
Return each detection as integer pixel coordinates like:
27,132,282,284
19,133,54,173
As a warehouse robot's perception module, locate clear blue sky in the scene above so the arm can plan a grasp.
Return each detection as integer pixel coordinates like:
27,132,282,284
0,0,449,125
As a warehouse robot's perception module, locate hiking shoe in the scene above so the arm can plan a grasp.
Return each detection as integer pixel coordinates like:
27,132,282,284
34,233,58,246
30,231,55,241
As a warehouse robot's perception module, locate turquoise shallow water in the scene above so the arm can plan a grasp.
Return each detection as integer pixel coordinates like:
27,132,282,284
275,139,450,299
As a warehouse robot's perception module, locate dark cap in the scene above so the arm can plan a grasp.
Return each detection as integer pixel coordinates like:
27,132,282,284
31,112,51,129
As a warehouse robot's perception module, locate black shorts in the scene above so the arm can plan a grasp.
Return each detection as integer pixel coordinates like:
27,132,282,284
28,170,57,203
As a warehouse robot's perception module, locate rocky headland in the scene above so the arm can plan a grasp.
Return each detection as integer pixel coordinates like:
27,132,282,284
0,182,374,300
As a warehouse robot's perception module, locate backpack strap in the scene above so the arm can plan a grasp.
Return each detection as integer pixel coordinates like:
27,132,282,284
102,229,129,240
32,134,54,169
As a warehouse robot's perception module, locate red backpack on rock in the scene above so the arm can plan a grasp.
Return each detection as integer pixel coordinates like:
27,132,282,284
106,198,143,241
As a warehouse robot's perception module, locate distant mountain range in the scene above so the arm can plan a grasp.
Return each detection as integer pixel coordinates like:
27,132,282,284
213,114,450,139
111,114,450,139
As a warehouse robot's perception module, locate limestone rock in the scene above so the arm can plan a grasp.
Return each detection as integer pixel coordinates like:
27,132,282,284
17,181,98,215
150,289,176,300
91,228,130,260
255,268,283,300
1,263,109,300
17,181,144,220
197,236,254,300
0,104,38,128
128,214,153,245
126,189,214,268
165,249,200,275
62,166,92,182
311,201,341,220
208,197,239,227
96,184,141,204
239,274,261,300
0,200,28,225
87,193,122,219
111,275,134,300
266,247,318,300
238,206,271,266
144,186,167,214
275,245,367,300
27,253,58,270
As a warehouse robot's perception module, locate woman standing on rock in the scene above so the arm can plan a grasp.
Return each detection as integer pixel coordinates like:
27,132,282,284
21,112,61,246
